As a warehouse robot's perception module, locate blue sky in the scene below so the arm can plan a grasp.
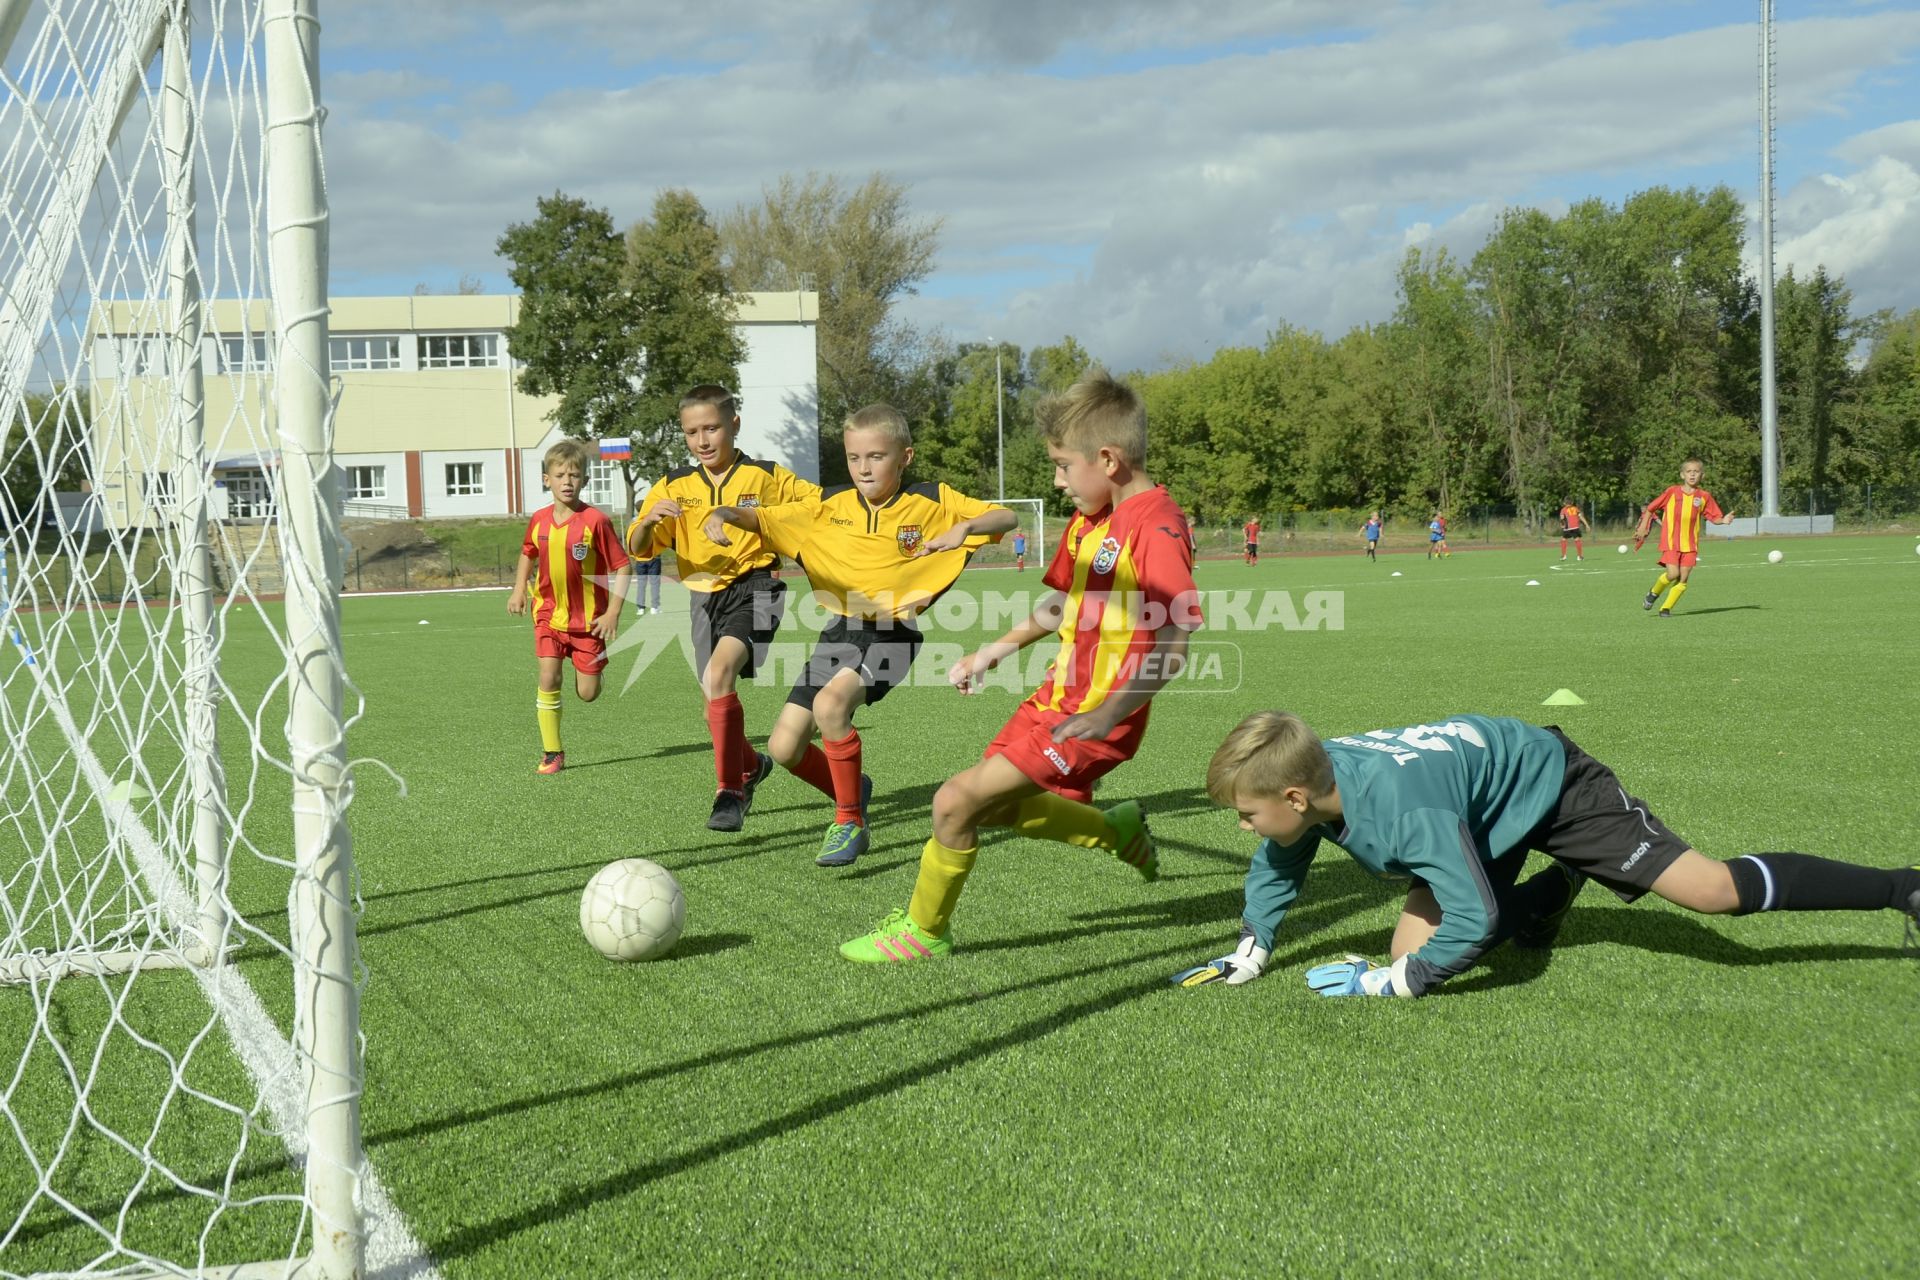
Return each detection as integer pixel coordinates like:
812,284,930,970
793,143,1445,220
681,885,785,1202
316,0,1920,370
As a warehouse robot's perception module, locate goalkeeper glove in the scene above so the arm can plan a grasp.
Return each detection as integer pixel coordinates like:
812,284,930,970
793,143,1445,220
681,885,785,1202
1170,934,1270,988
1304,954,1402,997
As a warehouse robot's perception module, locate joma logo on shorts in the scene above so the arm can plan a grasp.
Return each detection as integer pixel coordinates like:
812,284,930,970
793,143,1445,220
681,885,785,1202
1042,747,1071,775
1621,841,1651,871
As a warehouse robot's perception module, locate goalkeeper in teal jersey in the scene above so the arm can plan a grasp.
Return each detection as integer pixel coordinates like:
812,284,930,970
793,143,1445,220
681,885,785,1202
1176,711,1920,997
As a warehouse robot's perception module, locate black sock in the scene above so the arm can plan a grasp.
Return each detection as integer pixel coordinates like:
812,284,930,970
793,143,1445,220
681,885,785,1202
1726,853,1920,915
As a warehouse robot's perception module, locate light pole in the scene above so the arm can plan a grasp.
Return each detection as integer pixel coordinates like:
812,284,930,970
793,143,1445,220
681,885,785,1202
989,337,1005,499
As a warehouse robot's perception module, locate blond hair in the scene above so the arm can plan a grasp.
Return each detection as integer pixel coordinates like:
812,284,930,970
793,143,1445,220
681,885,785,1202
844,403,912,447
1037,368,1146,466
542,437,595,476
1206,711,1334,805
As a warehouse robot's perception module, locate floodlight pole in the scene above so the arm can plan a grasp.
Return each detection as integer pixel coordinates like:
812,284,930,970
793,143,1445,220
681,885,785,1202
1758,0,1780,519
993,342,1005,500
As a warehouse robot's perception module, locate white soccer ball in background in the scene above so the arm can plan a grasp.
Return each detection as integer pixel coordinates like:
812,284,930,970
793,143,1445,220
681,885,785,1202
1617,544,1629,554
581,858,685,961
1767,549,1784,564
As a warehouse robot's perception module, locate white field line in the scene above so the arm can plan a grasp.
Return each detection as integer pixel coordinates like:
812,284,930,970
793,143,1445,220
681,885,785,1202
15,654,443,1278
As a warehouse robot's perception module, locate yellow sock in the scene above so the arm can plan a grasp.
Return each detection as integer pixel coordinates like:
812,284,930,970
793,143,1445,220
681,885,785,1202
1011,792,1114,850
1650,573,1671,596
907,836,978,938
1660,581,1688,611
536,688,562,752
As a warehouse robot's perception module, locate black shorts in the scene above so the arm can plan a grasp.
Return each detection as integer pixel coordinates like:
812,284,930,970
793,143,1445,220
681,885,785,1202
787,614,923,710
691,569,787,678
1561,528,1582,539
1521,728,1691,901
1245,541,1259,554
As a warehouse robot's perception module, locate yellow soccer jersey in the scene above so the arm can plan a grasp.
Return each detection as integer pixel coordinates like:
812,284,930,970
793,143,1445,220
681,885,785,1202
627,455,822,593
754,482,1005,622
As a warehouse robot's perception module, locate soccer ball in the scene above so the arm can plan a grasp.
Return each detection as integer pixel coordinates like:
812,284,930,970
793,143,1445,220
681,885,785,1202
580,858,685,961
1616,544,1628,554
1767,549,1784,564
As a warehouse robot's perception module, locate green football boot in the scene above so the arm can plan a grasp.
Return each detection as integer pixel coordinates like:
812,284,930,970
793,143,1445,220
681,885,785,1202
839,907,953,963
1104,800,1158,882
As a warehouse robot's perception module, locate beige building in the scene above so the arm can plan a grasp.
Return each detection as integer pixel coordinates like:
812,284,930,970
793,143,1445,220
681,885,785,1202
87,291,820,530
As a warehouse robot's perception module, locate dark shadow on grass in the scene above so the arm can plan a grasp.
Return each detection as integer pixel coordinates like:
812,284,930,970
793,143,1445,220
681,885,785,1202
658,931,751,961
1666,605,1762,618
416,935,1211,1263
1552,907,1902,967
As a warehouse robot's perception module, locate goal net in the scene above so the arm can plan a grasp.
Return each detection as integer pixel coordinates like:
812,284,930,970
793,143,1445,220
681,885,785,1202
0,3,368,1277
996,497,1047,567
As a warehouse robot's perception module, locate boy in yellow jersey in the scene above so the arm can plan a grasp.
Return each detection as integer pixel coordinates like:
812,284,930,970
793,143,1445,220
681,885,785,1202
703,404,1015,867
626,385,822,831
1635,456,1734,617
506,439,631,774
839,369,1204,963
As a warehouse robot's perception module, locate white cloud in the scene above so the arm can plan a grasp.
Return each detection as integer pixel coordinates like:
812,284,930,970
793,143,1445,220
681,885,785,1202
315,4,1920,365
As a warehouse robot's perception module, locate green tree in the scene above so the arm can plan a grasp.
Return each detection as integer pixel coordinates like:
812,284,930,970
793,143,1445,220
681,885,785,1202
624,189,746,495
1772,266,1858,496
3,388,90,528
719,172,942,484
497,192,645,502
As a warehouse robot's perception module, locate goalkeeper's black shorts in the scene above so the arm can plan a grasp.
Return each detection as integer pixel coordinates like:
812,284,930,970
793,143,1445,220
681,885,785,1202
1516,728,1691,902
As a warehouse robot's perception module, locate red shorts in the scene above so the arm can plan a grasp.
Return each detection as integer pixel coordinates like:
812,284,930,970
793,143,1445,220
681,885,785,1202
986,699,1147,804
1657,551,1699,570
535,623,607,673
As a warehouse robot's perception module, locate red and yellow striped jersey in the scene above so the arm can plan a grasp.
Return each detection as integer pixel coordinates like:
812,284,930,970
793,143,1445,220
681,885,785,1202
1031,487,1202,718
1559,505,1583,530
755,482,1004,622
628,455,821,592
1645,485,1722,556
523,504,629,632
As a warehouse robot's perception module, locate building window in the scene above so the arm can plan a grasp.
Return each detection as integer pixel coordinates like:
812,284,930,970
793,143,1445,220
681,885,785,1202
218,335,271,373
419,334,501,369
346,465,387,500
330,335,401,371
115,337,166,377
445,462,485,496
584,460,619,506
143,471,176,510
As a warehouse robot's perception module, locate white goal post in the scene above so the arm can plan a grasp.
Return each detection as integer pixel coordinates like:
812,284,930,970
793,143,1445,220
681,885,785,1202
995,497,1048,566
0,3,371,1278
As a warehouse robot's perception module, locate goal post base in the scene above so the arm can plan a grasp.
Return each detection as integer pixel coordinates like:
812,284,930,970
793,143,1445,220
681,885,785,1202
0,942,225,985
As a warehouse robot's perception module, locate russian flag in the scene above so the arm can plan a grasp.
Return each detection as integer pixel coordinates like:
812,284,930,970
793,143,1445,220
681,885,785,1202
599,437,632,462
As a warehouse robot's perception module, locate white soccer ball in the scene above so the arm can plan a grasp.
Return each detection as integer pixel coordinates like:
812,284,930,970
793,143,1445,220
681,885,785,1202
1767,549,1784,564
581,858,685,962
1617,544,1629,554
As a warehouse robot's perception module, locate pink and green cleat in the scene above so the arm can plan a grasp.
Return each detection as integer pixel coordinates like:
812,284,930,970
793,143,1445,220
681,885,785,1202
1104,800,1157,881
839,908,953,963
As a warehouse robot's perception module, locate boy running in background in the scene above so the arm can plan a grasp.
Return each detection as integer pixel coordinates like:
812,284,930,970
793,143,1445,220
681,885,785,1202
704,404,1014,867
1361,512,1381,562
1243,516,1261,566
1558,500,1586,561
1427,512,1450,559
1012,527,1028,572
506,439,631,775
1636,457,1734,617
626,385,822,831
1178,710,1920,995
840,369,1203,963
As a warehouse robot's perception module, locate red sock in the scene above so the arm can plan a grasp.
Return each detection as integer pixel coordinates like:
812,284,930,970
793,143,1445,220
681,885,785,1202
737,732,760,788
821,730,865,825
705,694,747,791
789,745,836,799
1560,539,1568,555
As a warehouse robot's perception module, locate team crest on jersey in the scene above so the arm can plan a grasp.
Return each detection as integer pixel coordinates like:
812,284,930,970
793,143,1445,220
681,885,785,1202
896,525,923,555
571,542,589,561
737,495,760,508
1690,495,1704,509
1091,536,1121,575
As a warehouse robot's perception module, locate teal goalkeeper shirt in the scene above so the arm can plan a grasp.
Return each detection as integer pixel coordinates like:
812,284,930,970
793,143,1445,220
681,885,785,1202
1241,716,1568,996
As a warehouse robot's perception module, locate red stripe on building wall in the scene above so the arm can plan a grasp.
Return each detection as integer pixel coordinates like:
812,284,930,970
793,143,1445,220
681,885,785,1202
405,451,423,517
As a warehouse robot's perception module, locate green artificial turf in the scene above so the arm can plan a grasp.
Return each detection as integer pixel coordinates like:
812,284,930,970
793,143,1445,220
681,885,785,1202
5,534,1918,1278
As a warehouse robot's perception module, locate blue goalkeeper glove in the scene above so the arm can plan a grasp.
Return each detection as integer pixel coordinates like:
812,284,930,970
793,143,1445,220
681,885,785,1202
1305,954,1400,997
1170,935,1270,988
